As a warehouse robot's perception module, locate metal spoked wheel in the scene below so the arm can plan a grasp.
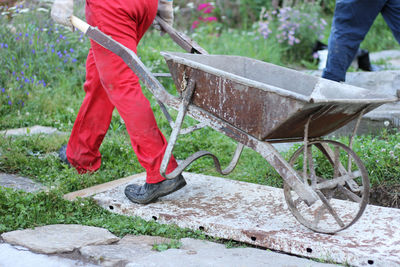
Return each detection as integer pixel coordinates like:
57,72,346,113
283,140,369,234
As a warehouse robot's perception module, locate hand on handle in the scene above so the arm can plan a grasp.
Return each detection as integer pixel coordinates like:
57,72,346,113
153,0,174,36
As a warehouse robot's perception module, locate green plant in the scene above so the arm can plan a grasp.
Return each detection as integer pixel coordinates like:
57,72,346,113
258,4,327,63
361,14,399,52
152,239,182,251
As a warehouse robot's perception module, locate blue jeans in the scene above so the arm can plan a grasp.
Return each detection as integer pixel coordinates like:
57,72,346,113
322,0,400,82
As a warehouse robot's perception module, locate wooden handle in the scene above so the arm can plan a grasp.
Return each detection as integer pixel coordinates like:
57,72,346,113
71,15,90,33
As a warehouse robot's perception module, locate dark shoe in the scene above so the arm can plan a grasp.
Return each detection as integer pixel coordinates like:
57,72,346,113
124,174,186,204
58,145,71,166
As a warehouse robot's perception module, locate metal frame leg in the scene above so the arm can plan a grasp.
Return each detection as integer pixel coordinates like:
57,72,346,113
160,78,196,179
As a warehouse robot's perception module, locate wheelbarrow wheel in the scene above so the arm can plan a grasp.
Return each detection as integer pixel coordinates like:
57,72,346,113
283,140,369,234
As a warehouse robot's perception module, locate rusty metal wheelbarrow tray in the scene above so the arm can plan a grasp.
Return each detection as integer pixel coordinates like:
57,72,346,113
163,52,398,141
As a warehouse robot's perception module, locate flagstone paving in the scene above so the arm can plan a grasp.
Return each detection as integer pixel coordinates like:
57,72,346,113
0,173,45,193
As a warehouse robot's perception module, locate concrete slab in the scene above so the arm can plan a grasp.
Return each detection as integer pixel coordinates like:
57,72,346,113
93,173,400,267
1,224,120,254
302,69,400,135
79,235,170,266
0,125,65,137
79,234,335,267
0,173,45,193
369,50,400,63
126,238,337,267
0,243,98,267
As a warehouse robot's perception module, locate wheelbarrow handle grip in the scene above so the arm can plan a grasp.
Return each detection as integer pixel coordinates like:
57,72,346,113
71,15,90,34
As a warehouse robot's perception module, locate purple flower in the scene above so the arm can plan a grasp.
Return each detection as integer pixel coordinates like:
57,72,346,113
70,48,74,53
12,72,15,76
8,100,12,105
32,49,36,54
72,58,77,63
1,88,5,93
51,48,55,53
4,44,8,48
25,33,29,37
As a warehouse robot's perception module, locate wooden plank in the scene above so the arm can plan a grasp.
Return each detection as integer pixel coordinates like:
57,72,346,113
63,172,145,201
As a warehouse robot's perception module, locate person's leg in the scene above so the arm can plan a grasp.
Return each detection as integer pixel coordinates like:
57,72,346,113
322,0,385,82
381,0,400,44
85,0,178,183
66,47,114,173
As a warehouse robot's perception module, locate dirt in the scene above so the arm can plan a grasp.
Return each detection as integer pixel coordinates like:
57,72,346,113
369,184,400,209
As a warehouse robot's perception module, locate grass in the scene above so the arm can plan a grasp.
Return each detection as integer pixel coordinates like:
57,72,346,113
0,1,399,240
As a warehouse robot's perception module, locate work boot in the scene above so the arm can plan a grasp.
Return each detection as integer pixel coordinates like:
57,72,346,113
58,145,71,167
124,174,186,204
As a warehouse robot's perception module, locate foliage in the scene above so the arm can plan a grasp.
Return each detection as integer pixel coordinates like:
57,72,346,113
0,187,203,238
0,3,88,130
362,14,399,52
190,2,220,32
152,239,182,251
258,4,327,63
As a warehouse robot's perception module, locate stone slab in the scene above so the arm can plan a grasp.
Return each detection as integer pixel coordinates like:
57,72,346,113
302,69,400,135
80,235,171,266
1,224,120,254
0,243,98,267
0,125,64,136
369,50,400,62
80,235,334,267
93,172,400,267
0,173,45,193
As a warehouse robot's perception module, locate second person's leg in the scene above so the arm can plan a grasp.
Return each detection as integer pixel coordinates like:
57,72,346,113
323,0,385,82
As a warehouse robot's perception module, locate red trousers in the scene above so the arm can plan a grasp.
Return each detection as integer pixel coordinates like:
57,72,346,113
66,0,177,183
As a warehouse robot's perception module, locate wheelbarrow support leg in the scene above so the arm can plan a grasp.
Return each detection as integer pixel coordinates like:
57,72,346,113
160,78,196,179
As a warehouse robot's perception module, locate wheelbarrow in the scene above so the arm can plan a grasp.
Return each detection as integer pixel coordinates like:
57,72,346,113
70,16,398,234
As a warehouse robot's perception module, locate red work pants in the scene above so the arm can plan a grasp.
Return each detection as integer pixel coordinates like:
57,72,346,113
66,0,177,183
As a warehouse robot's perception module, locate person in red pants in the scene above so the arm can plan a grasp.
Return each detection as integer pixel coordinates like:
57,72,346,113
51,0,186,204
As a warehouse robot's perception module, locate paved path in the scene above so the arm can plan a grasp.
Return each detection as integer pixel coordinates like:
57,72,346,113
0,227,338,267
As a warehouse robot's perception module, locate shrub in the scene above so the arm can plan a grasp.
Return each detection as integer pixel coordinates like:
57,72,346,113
0,2,88,129
258,4,327,63
190,2,222,34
